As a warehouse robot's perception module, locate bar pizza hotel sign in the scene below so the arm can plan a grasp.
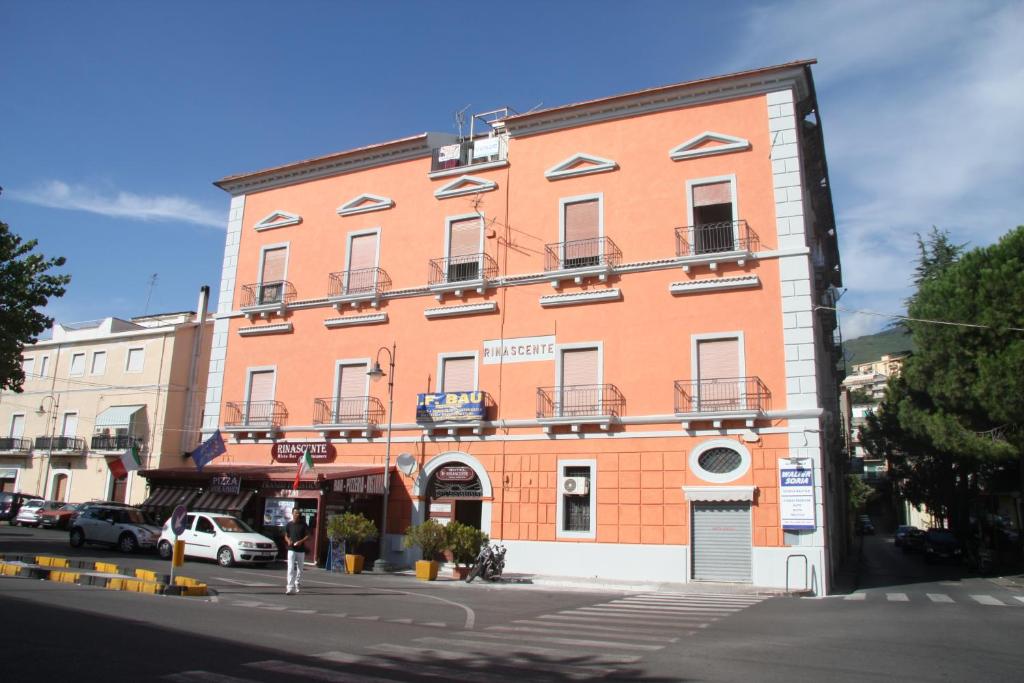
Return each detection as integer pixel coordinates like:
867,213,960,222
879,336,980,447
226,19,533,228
483,335,555,364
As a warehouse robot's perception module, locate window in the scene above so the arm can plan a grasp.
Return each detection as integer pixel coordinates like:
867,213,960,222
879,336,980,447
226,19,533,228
695,335,742,411
688,177,737,254
9,415,25,439
446,216,482,282
557,460,596,538
334,362,368,422
245,369,276,425
259,246,288,304
345,231,380,294
90,351,107,375
69,353,86,376
126,347,144,373
560,195,602,268
689,440,751,484
61,413,78,438
195,516,215,534
439,354,476,393
38,356,49,378
697,448,743,474
22,357,35,377
559,346,600,416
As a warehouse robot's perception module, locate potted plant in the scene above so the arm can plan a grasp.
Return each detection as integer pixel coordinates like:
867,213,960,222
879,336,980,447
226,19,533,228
403,519,448,581
446,521,489,579
326,512,378,574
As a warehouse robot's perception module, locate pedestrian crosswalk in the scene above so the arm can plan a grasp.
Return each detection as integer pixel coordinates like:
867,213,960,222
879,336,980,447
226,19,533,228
161,591,767,682
840,590,1024,607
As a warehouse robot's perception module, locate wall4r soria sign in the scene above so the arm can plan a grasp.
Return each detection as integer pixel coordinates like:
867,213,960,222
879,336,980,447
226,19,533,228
271,442,337,463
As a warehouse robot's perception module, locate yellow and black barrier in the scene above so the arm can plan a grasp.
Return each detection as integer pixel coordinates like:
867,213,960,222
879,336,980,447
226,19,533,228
0,554,208,597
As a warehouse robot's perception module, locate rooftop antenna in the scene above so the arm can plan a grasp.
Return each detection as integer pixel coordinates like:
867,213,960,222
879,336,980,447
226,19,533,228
455,104,471,141
144,273,158,314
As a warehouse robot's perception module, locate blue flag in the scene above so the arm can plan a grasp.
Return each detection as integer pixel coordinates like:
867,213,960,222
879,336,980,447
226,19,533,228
191,430,226,472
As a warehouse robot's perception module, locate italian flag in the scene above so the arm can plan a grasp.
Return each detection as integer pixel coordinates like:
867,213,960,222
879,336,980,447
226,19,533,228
108,445,141,479
292,447,315,489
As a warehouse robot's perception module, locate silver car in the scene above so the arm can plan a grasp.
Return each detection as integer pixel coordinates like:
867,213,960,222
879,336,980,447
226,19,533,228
69,505,161,553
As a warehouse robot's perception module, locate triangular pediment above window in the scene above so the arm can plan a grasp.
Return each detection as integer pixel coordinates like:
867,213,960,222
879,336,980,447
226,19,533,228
253,210,302,231
545,153,618,180
336,193,395,217
669,132,751,161
434,175,497,199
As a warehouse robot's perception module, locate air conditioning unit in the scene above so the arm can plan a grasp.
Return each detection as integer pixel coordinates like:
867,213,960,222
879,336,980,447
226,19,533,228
561,477,590,495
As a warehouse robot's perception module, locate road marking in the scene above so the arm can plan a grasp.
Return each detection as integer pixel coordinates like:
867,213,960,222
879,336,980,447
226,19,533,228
323,613,348,618
290,609,317,614
492,623,676,643
538,613,711,628
229,600,264,608
313,652,361,664
163,672,258,683
368,643,619,680
939,581,959,587
606,601,741,613
886,593,909,602
1015,597,1024,605
844,593,866,601
628,595,762,604
246,660,393,682
524,618,678,635
971,595,1005,606
387,618,413,624
350,615,380,621
421,621,448,627
463,630,665,651
412,636,641,664
213,577,274,587
255,605,288,611
568,606,728,618
927,593,954,603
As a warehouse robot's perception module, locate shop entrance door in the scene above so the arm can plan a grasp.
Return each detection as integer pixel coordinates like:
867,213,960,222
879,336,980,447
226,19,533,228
454,500,482,528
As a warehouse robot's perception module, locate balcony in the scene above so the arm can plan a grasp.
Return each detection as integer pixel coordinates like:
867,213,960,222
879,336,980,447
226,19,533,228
416,391,495,436
0,438,31,454
428,252,498,299
327,268,392,309
312,396,385,437
674,376,770,428
33,436,85,452
536,384,625,432
675,220,759,271
429,137,508,177
544,237,622,287
223,400,288,438
240,280,297,319
90,435,144,451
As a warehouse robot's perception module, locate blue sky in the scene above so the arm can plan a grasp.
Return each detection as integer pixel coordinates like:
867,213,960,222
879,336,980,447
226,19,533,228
2,1,1022,339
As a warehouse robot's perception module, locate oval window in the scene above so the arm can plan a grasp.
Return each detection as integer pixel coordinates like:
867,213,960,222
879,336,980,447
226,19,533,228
697,447,743,475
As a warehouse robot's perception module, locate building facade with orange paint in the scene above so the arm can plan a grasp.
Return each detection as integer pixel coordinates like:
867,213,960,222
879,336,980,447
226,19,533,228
144,60,844,592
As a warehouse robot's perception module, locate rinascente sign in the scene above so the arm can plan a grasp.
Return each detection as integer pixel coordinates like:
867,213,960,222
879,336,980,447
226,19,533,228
482,335,555,364
271,442,336,463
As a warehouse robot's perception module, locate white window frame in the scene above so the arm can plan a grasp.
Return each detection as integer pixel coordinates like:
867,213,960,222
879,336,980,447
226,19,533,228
48,468,73,502
554,342,603,418
9,414,25,439
69,352,86,377
443,213,485,260
344,228,381,274
125,346,145,374
556,458,597,539
90,351,107,376
60,412,78,439
689,439,752,484
258,242,291,284
558,192,605,245
685,174,740,237
436,351,479,392
690,332,746,381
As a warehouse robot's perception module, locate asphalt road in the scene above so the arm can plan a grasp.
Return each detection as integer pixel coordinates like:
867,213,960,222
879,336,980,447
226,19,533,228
2,526,1023,681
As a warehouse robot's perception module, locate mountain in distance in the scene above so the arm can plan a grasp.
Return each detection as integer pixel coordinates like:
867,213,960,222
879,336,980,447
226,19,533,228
841,326,915,372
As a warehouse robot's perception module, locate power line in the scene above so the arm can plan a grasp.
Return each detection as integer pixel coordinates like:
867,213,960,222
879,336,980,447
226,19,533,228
818,304,1024,333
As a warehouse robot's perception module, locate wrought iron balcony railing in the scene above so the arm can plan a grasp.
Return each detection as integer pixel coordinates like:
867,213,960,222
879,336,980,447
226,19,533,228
536,384,625,419
33,436,85,451
223,400,288,429
429,252,498,286
544,236,622,272
240,280,297,308
674,376,769,414
675,220,759,257
0,438,31,452
312,396,385,426
430,137,507,173
327,268,392,299
90,435,144,451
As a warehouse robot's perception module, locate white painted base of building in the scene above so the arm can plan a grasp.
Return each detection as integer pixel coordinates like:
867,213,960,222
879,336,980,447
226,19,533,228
503,540,689,583
751,546,826,595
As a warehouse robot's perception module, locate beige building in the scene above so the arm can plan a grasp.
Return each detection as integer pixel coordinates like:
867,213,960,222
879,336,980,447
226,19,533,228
840,352,910,480
0,290,212,504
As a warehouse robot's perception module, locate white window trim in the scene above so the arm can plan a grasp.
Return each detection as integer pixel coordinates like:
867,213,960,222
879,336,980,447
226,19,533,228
344,228,382,275
436,351,479,392
685,174,739,238
9,413,26,439
670,131,751,161
125,346,145,374
689,439,752,484
443,213,486,261
258,242,290,284
90,351,107,376
253,210,302,231
545,153,618,180
555,342,604,392
690,331,746,381
332,358,371,402
434,174,497,199
556,458,597,539
47,468,73,502
558,192,605,244
337,193,394,217
243,366,278,405
69,352,86,377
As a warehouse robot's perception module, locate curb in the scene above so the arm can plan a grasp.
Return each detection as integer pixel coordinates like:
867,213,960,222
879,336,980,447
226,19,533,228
0,554,209,597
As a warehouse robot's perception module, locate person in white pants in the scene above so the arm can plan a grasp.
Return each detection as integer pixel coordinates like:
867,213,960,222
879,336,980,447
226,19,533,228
284,508,309,594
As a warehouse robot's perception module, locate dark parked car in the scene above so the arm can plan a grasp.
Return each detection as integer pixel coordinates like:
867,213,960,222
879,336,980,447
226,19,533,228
902,527,926,552
895,525,920,547
856,515,875,535
0,492,42,524
924,528,962,562
39,503,86,529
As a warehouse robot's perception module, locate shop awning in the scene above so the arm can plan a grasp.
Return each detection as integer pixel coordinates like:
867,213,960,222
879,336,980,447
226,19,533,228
140,486,199,510
95,405,145,428
192,490,255,514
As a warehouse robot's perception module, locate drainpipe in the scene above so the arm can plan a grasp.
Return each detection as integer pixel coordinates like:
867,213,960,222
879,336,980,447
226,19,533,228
181,286,210,453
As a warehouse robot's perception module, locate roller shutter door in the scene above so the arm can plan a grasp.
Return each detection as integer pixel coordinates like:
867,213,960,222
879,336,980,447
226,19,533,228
692,502,751,582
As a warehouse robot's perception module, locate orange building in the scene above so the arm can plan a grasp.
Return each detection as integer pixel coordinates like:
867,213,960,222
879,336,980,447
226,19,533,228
144,60,844,592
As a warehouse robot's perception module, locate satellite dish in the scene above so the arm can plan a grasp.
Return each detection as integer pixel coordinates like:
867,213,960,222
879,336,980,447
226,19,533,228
396,453,418,476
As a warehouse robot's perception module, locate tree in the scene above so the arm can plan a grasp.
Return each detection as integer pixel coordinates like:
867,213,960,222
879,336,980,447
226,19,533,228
0,219,71,392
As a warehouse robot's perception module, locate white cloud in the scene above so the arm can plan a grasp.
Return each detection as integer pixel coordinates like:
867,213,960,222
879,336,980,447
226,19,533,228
9,180,224,229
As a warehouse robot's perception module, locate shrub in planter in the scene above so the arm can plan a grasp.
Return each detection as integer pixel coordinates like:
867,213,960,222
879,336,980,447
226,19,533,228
447,521,489,568
326,512,378,574
403,519,449,581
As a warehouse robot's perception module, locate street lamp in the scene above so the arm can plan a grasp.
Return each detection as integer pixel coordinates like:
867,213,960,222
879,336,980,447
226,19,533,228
36,395,59,498
368,343,396,573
